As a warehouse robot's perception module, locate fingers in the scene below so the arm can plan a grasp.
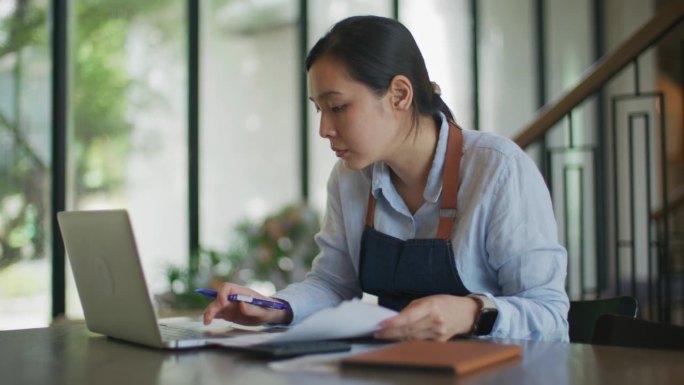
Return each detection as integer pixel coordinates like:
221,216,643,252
201,282,284,326
203,295,232,325
202,283,252,325
374,306,439,341
374,295,472,341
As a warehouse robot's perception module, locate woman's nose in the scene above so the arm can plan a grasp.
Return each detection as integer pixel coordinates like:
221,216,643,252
319,114,336,138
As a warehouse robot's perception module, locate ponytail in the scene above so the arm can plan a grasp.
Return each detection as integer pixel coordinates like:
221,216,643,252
430,82,455,124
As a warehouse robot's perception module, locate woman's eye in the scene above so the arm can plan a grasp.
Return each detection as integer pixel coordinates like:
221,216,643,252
331,104,346,113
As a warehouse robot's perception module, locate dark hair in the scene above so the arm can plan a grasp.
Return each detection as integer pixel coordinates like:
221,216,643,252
305,15,455,132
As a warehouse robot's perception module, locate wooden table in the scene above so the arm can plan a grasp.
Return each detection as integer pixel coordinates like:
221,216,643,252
1,324,683,385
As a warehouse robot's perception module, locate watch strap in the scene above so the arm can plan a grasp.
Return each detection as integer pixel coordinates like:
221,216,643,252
467,294,498,336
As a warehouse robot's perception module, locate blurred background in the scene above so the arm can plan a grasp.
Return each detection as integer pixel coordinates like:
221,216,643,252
1,0,682,330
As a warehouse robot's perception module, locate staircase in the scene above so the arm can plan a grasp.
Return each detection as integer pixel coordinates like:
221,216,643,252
514,0,684,325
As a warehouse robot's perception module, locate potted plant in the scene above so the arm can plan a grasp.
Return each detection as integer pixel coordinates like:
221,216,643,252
157,202,320,314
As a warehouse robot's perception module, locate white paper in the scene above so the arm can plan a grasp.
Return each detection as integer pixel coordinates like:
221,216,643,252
212,299,397,347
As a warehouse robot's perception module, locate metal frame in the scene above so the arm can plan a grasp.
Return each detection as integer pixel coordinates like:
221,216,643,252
470,0,480,131
610,90,669,322
50,0,68,319
592,0,609,300
546,124,597,301
534,0,548,176
188,0,200,271
299,0,309,201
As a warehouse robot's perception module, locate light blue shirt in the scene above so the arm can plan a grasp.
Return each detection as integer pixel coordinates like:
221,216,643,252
275,114,570,342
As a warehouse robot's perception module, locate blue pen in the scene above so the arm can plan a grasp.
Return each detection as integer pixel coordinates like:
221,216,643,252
194,289,290,310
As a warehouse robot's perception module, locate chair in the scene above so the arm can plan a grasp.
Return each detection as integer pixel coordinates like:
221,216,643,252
567,296,638,343
593,314,684,351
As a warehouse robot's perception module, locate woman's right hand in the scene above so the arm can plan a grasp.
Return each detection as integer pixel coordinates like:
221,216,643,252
202,283,292,326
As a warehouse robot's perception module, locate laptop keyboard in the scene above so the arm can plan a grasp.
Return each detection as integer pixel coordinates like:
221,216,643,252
158,324,351,356
159,324,207,341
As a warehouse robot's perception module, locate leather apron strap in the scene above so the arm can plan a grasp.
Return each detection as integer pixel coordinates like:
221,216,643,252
365,121,463,240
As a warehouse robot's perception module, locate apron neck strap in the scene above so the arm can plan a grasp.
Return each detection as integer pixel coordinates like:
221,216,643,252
365,121,463,240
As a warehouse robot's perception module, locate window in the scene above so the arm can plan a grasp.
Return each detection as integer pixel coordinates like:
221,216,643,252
401,0,474,132
198,0,301,295
66,0,187,318
0,0,52,330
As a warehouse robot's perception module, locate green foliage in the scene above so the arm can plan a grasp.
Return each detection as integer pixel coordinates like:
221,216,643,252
0,0,174,272
0,0,51,270
161,203,321,311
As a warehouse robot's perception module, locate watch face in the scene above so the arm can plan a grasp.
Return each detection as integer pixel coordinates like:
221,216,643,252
475,308,498,336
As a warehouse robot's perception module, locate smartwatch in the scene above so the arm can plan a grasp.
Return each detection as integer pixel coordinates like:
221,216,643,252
468,294,499,336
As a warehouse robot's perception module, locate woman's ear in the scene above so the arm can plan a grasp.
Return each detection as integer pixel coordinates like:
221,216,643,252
388,75,413,111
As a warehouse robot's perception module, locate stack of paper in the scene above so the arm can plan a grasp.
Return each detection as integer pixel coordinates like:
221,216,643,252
212,299,397,347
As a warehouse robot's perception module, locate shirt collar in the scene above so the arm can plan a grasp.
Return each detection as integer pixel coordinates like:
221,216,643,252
371,113,449,204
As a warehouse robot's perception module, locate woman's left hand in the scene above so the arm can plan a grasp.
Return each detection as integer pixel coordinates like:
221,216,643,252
373,295,480,341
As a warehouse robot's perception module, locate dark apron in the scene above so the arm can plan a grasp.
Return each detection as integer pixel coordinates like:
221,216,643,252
359,122,470,311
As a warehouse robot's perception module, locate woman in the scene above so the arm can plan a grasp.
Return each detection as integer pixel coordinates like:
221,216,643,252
203,15,569,342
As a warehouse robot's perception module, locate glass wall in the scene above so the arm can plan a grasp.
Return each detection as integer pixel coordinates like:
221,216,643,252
66,0,187,318
199,0,301,295
603,0,658,300
478,0,537,137
2,0,645,328
0,0,52,330
543,0,596,298
401,0,474,131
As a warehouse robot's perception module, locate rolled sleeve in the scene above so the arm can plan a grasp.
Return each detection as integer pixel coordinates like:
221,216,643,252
275,163,363,324
485,151,569,341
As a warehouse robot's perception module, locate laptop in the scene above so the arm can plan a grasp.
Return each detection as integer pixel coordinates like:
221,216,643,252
58,209,353,356
57,209,239,349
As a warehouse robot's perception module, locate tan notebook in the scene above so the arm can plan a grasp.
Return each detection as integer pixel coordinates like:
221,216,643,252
342,340,522,375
